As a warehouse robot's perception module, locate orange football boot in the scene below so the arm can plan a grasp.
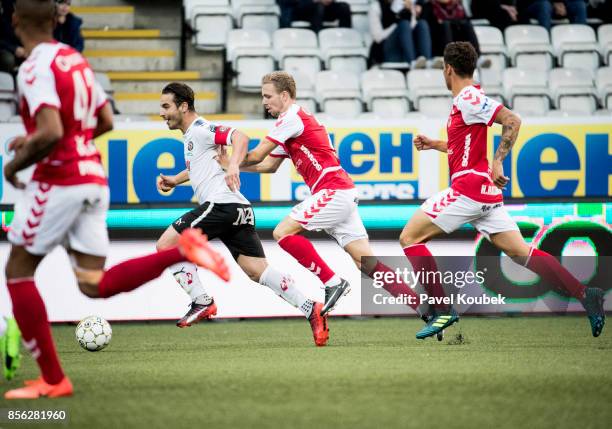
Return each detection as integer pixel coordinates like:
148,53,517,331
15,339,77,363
5,376,73,399
309,302,329,347
179,228,230,282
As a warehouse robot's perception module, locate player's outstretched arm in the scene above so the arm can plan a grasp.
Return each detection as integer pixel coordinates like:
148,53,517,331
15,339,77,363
3,107,63,189
491,107,522,189
241,155,285,173
241,138,277,167
413,134,447,152
158,169,189,192
226,130,249,192
93,103,113,138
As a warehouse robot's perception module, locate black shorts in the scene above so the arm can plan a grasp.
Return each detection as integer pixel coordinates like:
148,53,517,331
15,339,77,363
172,202,265,260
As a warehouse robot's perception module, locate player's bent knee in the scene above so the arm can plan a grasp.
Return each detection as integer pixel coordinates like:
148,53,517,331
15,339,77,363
73,267,104,298
399,232,419,248
272,227,288,242
78,281,100,298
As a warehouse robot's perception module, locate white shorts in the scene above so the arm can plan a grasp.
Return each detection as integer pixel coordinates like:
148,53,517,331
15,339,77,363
421,188,518,238
8,181,110,256
290,188,368,247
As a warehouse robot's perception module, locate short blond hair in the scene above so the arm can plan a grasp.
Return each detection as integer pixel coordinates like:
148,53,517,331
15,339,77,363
262,71,296,99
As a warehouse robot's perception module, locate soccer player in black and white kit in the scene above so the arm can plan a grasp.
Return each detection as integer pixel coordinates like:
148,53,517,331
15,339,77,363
157,83,329,346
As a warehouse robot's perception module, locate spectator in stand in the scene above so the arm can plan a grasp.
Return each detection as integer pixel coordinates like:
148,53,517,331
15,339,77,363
516,0,587,30
54,0,84,52
278,0,351,32
419,0,489,66
1,0,27,74
588,0,612,23
368,0,435,68
471,0,519,30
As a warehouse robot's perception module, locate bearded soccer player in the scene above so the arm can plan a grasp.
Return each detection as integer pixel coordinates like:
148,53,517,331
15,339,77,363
400,41,605,339
3,0,227,399
157,83,329,346
220,71,429,322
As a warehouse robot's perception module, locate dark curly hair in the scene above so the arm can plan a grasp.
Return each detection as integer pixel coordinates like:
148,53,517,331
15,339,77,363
443,42,478,78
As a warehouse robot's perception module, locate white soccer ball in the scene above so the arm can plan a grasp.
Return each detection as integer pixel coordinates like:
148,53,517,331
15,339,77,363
75,316,112,352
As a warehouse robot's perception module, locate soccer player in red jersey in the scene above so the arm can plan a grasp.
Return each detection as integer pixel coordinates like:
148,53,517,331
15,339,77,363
3,0,227,399
401,42,605,339
223,71,425,319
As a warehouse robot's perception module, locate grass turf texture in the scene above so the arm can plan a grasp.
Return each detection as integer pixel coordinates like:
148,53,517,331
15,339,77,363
2,317,611,429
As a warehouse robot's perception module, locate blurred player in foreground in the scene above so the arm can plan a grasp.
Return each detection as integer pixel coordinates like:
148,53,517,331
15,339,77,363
158,83,329,346
3,0,226,399
402,41,605,339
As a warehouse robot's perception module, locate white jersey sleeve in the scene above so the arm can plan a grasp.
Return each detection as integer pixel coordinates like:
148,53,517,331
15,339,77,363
457,86,503,127
19,60,61,117
94,80,108,110
269,144,289,158
266,111,304,145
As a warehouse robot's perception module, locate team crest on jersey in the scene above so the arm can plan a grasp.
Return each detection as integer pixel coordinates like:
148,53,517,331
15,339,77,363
187,141,193,151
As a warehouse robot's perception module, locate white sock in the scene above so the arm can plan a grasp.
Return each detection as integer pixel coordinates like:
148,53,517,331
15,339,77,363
259,266,313,318
0,316,7,336
324,275,341,288
169,262,212,304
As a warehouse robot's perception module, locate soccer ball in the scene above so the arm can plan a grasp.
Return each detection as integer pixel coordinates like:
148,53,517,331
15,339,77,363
75,316,112,352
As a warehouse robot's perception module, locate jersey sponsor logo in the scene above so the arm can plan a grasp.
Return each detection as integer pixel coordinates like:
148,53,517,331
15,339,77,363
233,207,254,226
480,98,489,112
480,184,502,196
77,160,106,178
299,145,322,171
461,133,472,167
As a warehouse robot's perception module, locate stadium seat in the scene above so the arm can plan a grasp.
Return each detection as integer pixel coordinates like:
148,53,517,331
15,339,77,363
188,0,234,50
344,0,371,37
551,24,600,71
549,68,598,114
273,28,321,82
315,70,363,118
318,28,368,74
504,25,554,71
293,71,318,113
226,29,275,92
0,71,16,121
474,26,507,70
596,67,612,110
503,68,551,115
232,0,280,33
598,24,612,65
407,69,450,113
475,68,505,104
361,69,409,117
0,102,15,121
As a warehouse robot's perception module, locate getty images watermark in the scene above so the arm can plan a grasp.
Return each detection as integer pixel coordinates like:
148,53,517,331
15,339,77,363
360,255,608,316
370,266,506,307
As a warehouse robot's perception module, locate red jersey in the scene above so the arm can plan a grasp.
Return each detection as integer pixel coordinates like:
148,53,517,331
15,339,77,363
266,104,354,194
17,42,108,186
446,84,504,203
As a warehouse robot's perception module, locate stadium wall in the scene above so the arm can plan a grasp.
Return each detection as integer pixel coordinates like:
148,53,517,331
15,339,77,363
0,117,610,204
1,226,610,322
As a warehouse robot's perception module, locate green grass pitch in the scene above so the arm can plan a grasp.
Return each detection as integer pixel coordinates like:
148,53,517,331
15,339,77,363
2,316,611,429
